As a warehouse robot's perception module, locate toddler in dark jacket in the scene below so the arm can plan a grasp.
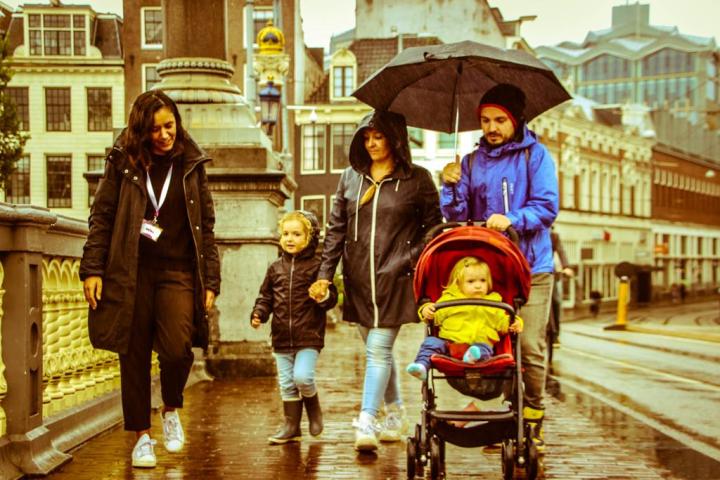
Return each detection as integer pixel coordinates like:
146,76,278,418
251,211,338,444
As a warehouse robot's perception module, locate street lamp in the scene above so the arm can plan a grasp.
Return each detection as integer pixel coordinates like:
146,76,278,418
259,81,281,135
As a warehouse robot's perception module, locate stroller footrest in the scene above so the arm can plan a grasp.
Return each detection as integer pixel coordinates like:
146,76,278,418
429,409,514,422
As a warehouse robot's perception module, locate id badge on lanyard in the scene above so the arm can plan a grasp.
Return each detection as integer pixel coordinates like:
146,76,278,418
140,163,173,242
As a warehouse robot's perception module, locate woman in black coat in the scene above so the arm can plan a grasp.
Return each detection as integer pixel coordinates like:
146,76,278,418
80,90,220,469
310,110,442,451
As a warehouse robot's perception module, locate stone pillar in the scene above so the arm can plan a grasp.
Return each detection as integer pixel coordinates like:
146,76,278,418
155,5,295,376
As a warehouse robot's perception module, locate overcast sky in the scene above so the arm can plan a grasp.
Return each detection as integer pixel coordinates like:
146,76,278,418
4,0,718,50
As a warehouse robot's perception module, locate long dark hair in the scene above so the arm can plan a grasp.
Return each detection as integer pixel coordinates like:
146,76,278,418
124,90,186,170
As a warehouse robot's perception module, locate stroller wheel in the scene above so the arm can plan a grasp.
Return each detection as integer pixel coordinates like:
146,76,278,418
429,435,445,479
413,424,425,477
526,440,539,480
406,437,417,479
501,440,515,480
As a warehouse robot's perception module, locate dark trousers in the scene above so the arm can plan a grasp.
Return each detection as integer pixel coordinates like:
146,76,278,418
119,265,195,431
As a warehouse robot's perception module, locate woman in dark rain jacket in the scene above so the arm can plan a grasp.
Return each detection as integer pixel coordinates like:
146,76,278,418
310,110,442,451
79,90,220,469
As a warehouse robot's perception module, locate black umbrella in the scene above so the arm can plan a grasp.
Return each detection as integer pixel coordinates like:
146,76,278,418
352,40,571,135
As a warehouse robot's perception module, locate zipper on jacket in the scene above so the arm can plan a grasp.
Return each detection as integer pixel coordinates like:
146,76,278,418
289,256,295,347
369,177,393,328
182,159,211,298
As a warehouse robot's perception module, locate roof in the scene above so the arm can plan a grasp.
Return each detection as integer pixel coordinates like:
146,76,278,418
305,35,444,104
349,35,443,86
5,7,123,59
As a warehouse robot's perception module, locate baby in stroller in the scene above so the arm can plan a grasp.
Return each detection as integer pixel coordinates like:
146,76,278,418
407,256,523,381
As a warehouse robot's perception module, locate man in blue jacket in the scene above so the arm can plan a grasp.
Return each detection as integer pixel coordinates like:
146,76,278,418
440,83,558,451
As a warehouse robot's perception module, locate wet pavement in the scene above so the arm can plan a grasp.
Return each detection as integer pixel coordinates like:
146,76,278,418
44,319,712,480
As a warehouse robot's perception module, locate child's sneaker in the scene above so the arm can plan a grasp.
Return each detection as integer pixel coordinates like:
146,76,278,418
162,410,185,453
377,403,408,442
406,363,427,381
353,413,379,451
131,433,157,468
463,345,482,363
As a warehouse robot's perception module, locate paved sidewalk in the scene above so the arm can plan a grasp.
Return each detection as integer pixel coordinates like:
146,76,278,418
46,321,683,479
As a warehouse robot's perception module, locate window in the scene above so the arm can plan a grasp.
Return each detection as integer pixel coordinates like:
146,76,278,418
301,195,326,233
407,127,424,148
27,12,86,56
143,65,161,91
46,155,72,208
331,123,354,171
142,7,162,48
87,155,105,206
302,124,325,173
45,87,71,131
6,87,29,131
5,155,30,204
333,66,354,98
253,8,273,40
437,132,455,149
87,88,112,131
582,54,630,81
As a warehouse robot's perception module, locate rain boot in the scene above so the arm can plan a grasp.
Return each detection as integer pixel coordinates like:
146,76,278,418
303,393,323,437
523,406,545,452
268,399,302,444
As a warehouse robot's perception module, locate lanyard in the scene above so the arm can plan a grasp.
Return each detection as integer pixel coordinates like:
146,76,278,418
146,163,173,223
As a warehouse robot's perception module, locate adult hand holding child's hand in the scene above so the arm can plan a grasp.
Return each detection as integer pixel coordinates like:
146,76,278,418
309,279,330,302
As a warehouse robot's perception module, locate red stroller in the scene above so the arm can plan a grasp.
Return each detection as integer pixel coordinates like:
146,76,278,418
406,223,539,480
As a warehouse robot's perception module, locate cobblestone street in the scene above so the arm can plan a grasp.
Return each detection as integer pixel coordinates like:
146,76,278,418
46,321,684,479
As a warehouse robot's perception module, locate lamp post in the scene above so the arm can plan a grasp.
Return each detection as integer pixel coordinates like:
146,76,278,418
259,81,281,136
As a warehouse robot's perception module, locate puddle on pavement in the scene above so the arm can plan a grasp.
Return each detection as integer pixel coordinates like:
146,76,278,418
547,376,720,480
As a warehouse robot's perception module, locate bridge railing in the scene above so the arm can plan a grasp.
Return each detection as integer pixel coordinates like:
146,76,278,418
0,203,126,478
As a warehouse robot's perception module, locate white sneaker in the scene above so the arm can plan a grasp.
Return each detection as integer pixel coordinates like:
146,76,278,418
132,433,157,468
377,403,408,442
353,414,379,452
162,410,185,453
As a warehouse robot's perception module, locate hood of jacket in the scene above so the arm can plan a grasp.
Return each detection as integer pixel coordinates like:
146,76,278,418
348,110,412,178
477,124,538,160
282,210,321,261
112,127,208,171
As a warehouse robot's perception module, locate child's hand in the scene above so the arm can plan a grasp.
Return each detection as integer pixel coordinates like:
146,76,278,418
309,279,330,301
509,320,523,333
420,303,436,322
251,315,262,329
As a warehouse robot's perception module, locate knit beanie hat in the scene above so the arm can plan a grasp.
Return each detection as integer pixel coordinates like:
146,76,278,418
477,83,526,128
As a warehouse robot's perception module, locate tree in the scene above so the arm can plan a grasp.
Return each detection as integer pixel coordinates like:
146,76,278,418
0,37,28,190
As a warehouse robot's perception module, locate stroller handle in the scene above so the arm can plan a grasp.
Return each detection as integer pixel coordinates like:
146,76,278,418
434,299,516,318
423,222,521,246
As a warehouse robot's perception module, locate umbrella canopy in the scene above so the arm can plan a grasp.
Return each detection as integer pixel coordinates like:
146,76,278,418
352,40,571,133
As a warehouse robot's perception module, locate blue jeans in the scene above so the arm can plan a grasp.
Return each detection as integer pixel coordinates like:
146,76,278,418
357,325,401,417
414,336,493,369
273,348,319,401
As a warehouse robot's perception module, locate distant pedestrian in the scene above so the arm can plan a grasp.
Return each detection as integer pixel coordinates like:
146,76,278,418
406,257,523,381
439,84,559,451
550,227,574,346
252,211,338,444
80,90,220,468
309,110,442,452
